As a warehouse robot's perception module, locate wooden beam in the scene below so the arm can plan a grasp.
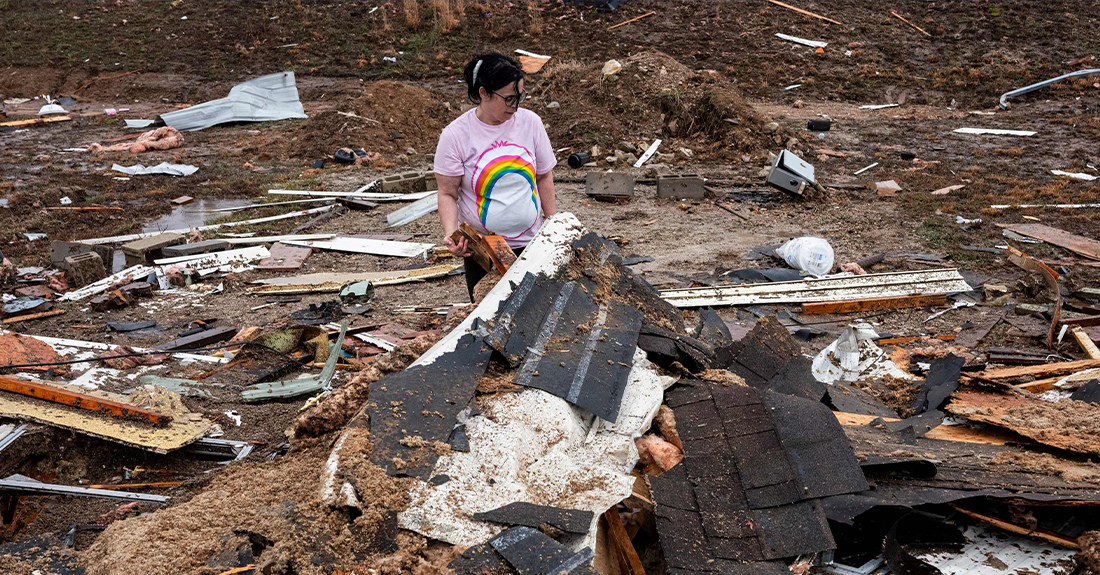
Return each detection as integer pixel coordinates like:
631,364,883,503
603,507,646,575
2,309,66,324
979,359,1100,380
1003,224,1100,261
765,0,843,26
0,116,72,128
801,293,946,315
0,375,173,425
1071,327,1100,359
949,504,1079,549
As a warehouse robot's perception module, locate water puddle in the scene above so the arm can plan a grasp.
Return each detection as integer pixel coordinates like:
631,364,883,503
142,198,253,234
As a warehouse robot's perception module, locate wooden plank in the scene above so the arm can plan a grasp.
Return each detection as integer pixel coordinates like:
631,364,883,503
949,504,1079,549
765,0,843,25
1071,327,1100,359
2,309,66,324
1062,315,1100,327
0,375,172,425
947,390,1100,456
1003,224,1100,260
603,507,646,575
877,334,955,345
801,293,946,315
0,116,72,128
257,242,312,271
153,325,237,352
451,222,515,275
979,359,1100,380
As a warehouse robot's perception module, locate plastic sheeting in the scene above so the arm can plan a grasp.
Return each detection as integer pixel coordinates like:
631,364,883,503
158,72,307,131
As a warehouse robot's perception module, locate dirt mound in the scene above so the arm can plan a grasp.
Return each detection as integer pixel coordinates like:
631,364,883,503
533,51,793,160
284,81,451,160
79,441,420,575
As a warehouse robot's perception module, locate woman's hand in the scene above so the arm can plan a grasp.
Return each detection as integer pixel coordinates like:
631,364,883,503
444,234,471,257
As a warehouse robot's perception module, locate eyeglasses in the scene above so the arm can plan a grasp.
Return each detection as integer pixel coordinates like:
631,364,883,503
491,89,529,108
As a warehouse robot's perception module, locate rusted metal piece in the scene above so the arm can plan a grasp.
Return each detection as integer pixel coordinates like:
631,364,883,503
0,376,173,425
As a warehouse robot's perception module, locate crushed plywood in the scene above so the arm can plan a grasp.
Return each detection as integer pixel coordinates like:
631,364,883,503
946,390,1100,456
0,382,212,453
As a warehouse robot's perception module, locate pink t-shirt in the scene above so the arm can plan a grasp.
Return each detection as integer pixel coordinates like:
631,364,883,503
434,107,557,248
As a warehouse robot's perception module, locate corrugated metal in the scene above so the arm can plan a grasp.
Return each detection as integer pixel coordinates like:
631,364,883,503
159,72,307,131
660,269,973,308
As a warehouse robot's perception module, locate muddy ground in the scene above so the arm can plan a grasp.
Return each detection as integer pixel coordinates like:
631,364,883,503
0,1,1099,574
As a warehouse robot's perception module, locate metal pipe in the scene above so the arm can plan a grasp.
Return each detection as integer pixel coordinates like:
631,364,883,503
999,69,1100,109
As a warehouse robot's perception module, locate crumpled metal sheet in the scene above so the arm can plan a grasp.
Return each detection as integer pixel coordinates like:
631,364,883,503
159,71,307,131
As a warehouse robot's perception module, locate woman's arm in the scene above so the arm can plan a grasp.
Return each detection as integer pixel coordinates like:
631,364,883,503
437,174,470,256
536,171,557,217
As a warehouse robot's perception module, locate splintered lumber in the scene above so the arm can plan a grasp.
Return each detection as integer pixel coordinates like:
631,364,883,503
451,222,516,274
603,508,646,575
891,11,932,36
801,293,946,315
765,0,843,26
1062,315,1100,327
248,263,462,295
1003,224,1100,260
978,359,1100,380
661,268,971,308
1006,245,1061,348
0,375,172,425
833,412,1021,445
0,116,72,128
950,504,1080,548
2,309,66,324
946,390,1100,456
1071,327,1100,359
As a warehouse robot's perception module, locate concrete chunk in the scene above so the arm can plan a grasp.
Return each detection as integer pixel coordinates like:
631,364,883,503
585,172,635,197
51,240,111,271
657,174,705,199
121,233,185,265
65,252,107,288
380,172,427,194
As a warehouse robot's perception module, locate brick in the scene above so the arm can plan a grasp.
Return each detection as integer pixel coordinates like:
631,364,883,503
657,174,706,199
121,233,185,265
64,252,106,288
161,240,230,258
380,171,427,194
51,240,111,271
585,172,635,197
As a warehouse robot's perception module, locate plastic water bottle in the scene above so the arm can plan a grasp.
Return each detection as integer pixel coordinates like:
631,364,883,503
775,237,834,277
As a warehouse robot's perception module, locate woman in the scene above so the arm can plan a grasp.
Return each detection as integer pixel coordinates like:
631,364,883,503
434,53,558,301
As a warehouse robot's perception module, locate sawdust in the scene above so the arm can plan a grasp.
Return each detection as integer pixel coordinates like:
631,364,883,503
855,376,922,418
990,451,1100,484
1002,399,1100,441
292,332,441,439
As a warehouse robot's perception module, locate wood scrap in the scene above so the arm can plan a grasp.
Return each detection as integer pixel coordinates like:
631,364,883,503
0,375,173,425
607,10,656,30
450,222,515,274
765,0,844,26
1003,224,1100,261
1071,327,1100,359
946,390,1100,456
2,309,66,324
603,507,646,575
0,116,72,128
1006,245,1061,348
833,412,1022,445
950,504,1080,548
890,11,932,36
45,206,123,212
802,293,946,315
72,69,141,94
979,359,1100,380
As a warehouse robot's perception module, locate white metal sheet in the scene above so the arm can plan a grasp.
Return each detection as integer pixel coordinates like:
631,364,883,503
660,269,972,308
284,237,433,258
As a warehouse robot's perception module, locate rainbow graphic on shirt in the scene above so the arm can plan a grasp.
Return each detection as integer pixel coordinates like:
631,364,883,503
469,142,540,238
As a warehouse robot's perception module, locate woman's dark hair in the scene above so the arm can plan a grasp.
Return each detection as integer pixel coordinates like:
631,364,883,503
464,53,524,104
